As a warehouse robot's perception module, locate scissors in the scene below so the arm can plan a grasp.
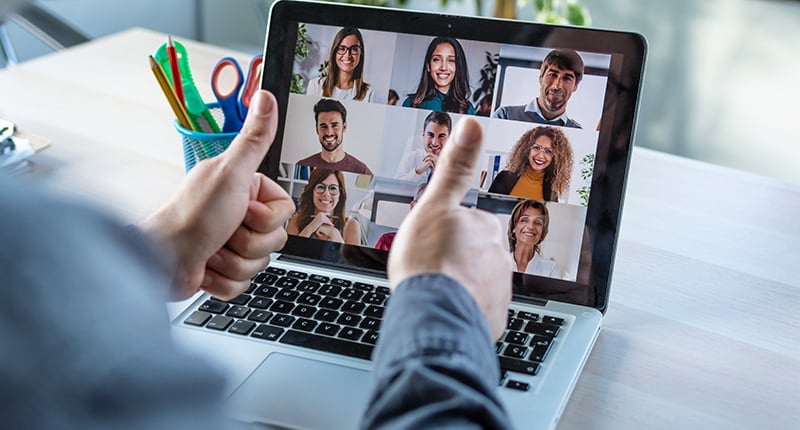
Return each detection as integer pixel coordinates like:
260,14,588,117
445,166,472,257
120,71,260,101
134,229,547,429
211,55,264,133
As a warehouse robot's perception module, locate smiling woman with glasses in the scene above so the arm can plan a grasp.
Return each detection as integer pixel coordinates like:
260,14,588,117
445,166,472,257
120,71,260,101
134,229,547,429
488,126,574,202
286,168,362,245
306,26,375,102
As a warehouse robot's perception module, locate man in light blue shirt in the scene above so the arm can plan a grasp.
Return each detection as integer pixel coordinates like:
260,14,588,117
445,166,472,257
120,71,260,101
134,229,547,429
493,48,584,128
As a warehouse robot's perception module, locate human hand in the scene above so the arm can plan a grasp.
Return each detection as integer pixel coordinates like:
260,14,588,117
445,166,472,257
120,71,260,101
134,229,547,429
140,90,295,300
388,118,513,339
414,153,438,175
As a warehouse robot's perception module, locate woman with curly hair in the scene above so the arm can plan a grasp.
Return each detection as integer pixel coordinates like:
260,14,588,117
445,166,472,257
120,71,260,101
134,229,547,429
307,27,375,102
507,199,560,277
488,126,573,202
402,37,475,114
285,168,362,245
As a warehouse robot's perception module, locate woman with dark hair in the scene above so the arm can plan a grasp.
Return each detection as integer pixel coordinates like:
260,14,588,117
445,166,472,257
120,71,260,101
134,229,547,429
307,27,375,102
285,168,362,244
507,199,559,277
402,37,476,114
488,126,573,202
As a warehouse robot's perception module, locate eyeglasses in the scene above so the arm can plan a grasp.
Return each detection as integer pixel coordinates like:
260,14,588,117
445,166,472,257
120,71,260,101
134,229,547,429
335,44,362,56
314,183,340,195
531,144,555,157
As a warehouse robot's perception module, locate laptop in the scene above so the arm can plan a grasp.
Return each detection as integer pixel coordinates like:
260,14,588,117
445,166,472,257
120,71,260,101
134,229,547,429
171,1,646,429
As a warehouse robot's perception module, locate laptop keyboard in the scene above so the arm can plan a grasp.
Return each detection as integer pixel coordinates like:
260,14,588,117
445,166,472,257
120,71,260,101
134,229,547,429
182,265,566,391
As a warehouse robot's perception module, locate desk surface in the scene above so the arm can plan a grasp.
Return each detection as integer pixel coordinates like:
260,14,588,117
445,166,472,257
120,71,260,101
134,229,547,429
2,28,798,429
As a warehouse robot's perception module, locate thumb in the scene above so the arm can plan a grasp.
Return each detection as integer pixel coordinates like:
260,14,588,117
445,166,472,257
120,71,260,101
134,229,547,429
222,90,278,172
417,117,483,209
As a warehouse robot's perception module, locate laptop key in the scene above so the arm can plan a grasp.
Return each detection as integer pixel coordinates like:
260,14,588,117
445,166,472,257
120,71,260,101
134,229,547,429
184,311,212,326
292,305,316,318
503,344,529,359
318,285,342,297
359,317,381,330
506,380,531,391
199,300,228,314
229,320,256,335
271,314,295,327
498,357,540,375
504,330,529,345
517,311,539,321
310,274,330,283
225,294,251,306
247,310,273,323
363,330,379,345
342,300,366,314
524,321,560,338
206,315,234,331
319,297,344,310
315,322,341,336
249,297,273,310
340,288,364,301
275,277,300,289
265,267,286,276
542,316,565,326
297,280,321,293
254,272,278,285
507,317,525,331
226,305,250,318
364,305,384,319
251,324,284,341
314,309,340,322
287,270,308,279
338,312,362,327
292,318,318,332
376,286,391,295
254,286,278,298
530,344,550,362
352,282,374,292
363,293,387,306
270,300,295,314
280,330,372,360
338,327,364,341
330,278,352,288
297,292,322,306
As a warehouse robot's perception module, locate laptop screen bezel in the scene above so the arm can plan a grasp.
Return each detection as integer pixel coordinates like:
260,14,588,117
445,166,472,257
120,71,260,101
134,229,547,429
258,0,647,314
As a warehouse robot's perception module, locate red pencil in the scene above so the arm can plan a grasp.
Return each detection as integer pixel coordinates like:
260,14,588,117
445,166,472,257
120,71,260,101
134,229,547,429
167,35,185,107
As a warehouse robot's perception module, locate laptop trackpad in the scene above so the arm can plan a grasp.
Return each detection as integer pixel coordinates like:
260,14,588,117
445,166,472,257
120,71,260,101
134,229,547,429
226,352,371,429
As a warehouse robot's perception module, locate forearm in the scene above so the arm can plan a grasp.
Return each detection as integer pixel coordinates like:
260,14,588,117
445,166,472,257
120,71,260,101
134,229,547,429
361,274,512,430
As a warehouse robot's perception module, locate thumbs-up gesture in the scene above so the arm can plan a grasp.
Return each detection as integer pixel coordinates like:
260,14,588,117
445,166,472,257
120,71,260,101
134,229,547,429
388,118,512,339
141,90,295,301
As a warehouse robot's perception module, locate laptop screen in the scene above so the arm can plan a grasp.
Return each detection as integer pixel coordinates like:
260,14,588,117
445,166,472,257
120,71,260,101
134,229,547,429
260,1,646,312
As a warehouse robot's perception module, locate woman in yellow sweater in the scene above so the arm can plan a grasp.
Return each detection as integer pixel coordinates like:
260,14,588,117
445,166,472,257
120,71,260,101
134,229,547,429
488,126,573,202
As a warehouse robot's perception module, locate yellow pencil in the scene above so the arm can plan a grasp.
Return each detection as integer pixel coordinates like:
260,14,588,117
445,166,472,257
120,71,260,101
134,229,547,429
148,55,193,131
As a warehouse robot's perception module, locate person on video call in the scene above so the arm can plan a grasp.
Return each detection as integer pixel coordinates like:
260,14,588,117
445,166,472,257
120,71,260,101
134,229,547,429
488,125,573,202
2,84,513,429
306,26,375,102
296,98,373,175
402,37,476,115
508,199,560,278
395,111,452,182
285,168,361,245
374,181,428,251
493,48,584,128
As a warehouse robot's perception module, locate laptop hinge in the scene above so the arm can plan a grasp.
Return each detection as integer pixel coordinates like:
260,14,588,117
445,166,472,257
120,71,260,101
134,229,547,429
512,294,548,307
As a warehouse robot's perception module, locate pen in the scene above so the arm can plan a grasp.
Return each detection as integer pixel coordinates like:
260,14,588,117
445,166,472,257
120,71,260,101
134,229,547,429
148,55,193,131
167,35,186,108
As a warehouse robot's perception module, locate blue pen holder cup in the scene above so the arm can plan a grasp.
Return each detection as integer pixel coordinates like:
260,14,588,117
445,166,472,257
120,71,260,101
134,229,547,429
174,103,238,172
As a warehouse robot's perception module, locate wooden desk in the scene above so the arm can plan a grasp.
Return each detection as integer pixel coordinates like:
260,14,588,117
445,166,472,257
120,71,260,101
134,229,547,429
1,29,798,429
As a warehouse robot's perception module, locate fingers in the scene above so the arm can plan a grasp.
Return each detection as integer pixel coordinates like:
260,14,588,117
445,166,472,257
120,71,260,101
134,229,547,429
202,246,272,300
222,90,279,173
246,173,296,232
418,118,483,209
226,220,289,259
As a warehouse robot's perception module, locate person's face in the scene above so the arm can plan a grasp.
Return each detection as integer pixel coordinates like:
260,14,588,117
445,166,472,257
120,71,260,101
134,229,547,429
426,43,456,93
514,207,546,247
538,64,579,116
316,111,346,153
312,174,341,214
335,34,362,74
423,121,449,155
527,135,555,172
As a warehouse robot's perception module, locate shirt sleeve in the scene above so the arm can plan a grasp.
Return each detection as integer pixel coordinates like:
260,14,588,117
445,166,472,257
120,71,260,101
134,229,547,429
361,274,513,430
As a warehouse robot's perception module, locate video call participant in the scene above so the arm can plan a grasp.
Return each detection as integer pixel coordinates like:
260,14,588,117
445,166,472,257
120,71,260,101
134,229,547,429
297,98,373,175
507,199,560,277
374,181,427,251
285,168,362,245
402,37,476,115
488,125,573,202
387,89,399,105
306,27,375,102
395,111,452,182
492,48,584,128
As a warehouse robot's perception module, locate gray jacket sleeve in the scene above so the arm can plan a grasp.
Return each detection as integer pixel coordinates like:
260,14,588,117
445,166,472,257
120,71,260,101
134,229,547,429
0,179,241,430
361,274,513,429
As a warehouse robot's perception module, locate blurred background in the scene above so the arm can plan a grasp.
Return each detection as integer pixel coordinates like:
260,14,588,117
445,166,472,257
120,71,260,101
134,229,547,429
2,0,798,185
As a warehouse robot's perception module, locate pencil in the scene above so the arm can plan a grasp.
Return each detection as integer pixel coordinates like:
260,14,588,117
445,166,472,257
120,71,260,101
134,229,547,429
167,35,186,107
148,55,193,131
